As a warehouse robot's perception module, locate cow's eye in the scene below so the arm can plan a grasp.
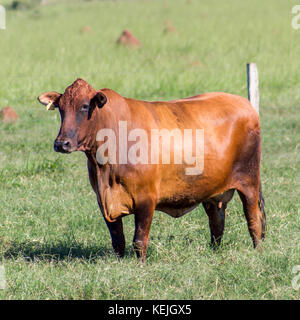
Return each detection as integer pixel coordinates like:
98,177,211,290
81,104,90,112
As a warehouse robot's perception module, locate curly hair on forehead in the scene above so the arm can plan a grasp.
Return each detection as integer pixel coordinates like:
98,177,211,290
60,78,96,107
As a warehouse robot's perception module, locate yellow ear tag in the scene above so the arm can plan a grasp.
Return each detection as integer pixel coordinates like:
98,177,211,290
46,100,55,111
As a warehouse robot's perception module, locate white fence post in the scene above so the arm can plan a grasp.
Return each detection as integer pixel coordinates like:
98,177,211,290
247,63,259,114
0,5,5,30
0,265,5,290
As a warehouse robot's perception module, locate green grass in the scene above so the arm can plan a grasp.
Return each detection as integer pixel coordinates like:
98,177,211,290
0,0,300,299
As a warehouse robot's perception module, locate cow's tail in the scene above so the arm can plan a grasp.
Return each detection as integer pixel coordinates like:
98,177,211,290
248,73,265,238
258,182,266,239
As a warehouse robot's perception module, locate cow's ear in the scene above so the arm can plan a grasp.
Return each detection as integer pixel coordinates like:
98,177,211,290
37,92,61,110
92,92,107,109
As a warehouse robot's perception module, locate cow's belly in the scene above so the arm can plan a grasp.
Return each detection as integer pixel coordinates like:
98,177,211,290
156,189,235,218
155,193,201,217
156,203,200,218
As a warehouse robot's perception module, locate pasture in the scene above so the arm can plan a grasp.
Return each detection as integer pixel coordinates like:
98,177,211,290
0,0,300,299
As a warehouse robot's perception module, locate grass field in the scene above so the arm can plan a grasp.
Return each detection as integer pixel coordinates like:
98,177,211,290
0,0,300,300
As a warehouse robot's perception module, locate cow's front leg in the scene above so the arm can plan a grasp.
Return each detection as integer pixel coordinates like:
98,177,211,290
133,199,155,263
105,218,125,258
87,159,125,257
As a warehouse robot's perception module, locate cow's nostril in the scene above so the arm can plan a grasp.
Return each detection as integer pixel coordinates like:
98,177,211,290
54,139,72,153
62,140,71,151
54,140,63,152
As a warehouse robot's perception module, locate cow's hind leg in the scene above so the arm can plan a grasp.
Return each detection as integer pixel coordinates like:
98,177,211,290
237,185,266,248
203,201,227,248
105,218,126,258
203,189,234,248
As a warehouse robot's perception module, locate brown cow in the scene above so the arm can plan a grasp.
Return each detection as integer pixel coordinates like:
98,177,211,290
38,78,266,262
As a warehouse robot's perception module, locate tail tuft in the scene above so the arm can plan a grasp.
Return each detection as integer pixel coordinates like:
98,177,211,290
259,183,266,238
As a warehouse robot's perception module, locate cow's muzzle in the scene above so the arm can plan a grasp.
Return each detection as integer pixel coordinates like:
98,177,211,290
54,139,73,153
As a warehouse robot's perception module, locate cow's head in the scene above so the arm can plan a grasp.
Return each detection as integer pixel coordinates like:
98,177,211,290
38,78,107,153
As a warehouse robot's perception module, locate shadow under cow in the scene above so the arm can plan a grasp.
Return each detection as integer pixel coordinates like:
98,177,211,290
2,239,137,262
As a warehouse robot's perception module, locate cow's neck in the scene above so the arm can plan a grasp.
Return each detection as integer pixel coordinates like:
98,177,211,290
84,96,130,165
